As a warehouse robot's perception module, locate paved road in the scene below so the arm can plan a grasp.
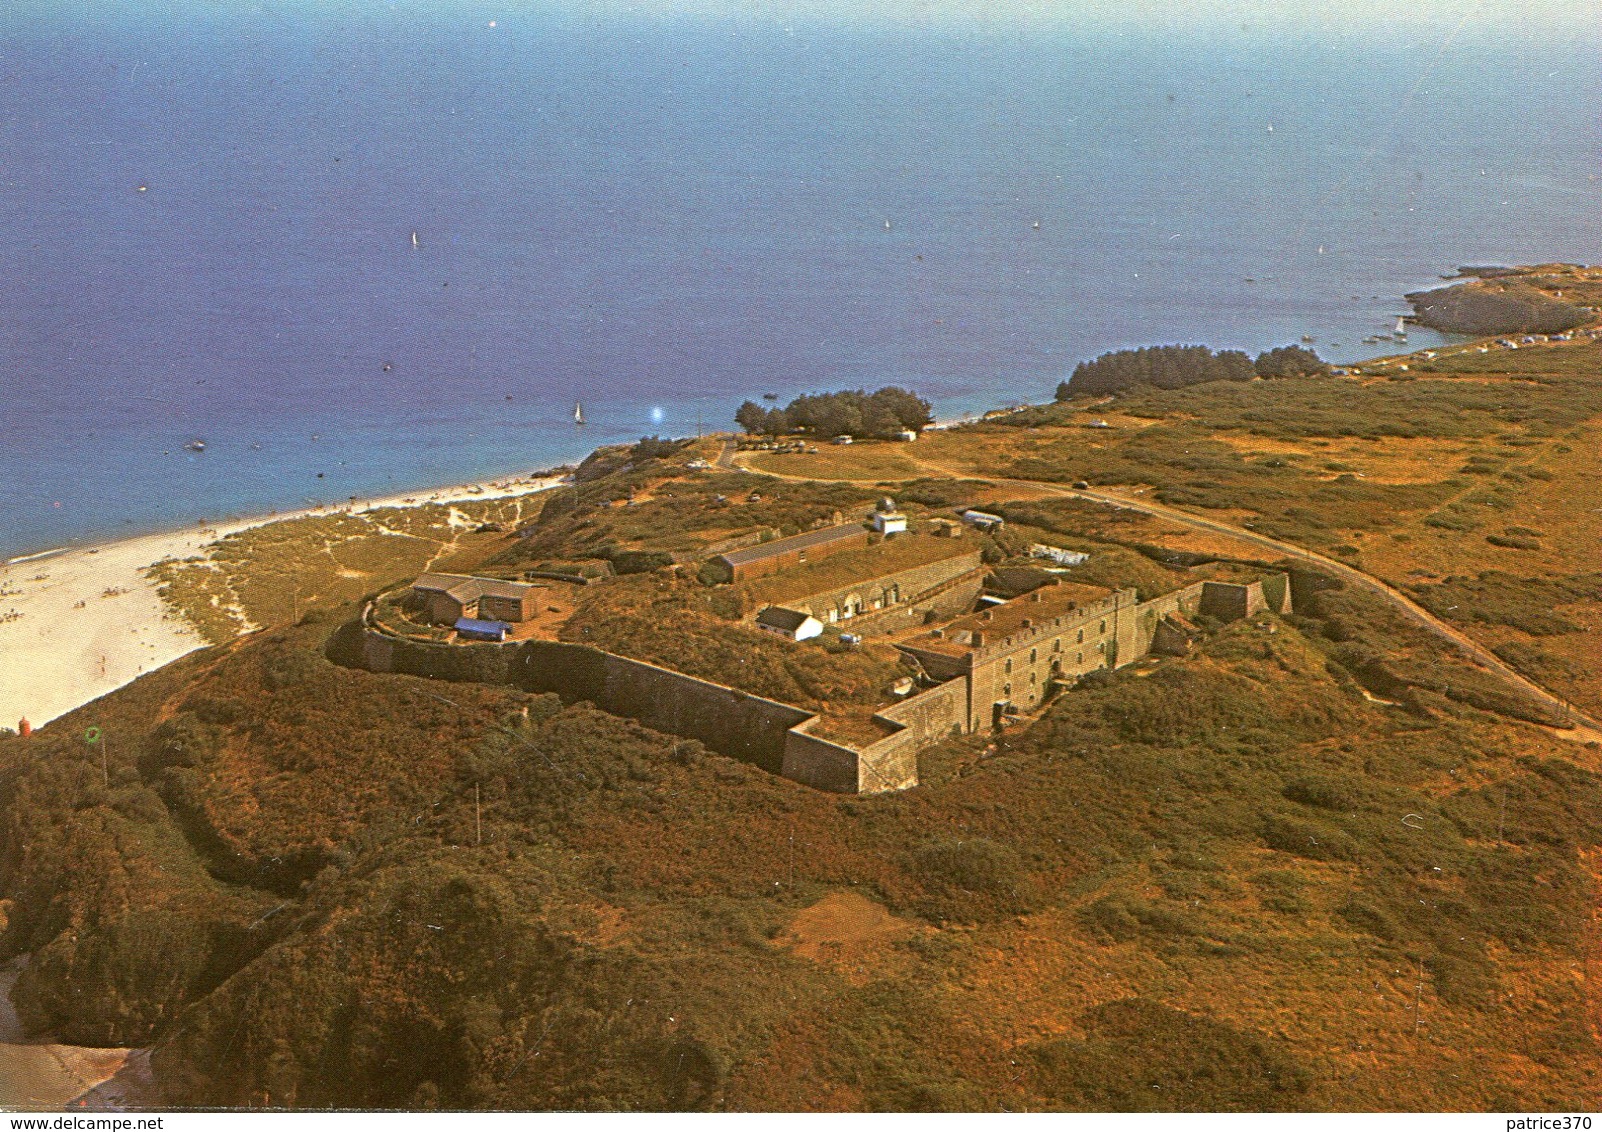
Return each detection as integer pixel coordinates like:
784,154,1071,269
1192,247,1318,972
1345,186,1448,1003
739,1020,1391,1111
743,447,1602,742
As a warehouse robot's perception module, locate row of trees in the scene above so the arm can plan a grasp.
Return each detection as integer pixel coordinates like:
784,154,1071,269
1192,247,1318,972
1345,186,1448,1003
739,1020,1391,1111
1055,344,1329,399
735,386,933,439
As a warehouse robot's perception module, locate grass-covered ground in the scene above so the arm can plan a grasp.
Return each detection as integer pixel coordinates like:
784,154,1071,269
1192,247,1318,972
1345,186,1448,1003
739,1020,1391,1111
2,577,1597,1109
146,495,547,644
18,288,1602,1110
910,337,1602,716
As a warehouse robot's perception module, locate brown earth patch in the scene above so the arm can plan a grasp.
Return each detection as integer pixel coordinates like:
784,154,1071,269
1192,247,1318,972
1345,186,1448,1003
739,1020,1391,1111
560,902,631,949
778,890,917,977
1211,434,1472,485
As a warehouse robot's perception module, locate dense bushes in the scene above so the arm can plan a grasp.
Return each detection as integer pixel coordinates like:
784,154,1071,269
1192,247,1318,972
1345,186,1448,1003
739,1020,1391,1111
1055,345,1257,398
737,387,932,439
907,838,1033,923
1028,999,1310,1111
1409,571,1602,636
504,473,878,568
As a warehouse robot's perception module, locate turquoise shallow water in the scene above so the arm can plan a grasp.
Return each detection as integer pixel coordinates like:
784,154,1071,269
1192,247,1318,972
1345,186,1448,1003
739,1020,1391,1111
0,4,1598,557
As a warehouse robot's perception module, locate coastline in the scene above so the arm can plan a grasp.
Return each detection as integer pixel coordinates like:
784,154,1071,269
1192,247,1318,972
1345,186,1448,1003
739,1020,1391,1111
0,472,566,731
0,332,1447,735
0,961,143,1111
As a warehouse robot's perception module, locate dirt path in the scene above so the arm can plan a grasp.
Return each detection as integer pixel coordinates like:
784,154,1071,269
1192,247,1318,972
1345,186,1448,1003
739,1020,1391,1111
741,448,1602,743
935,459,1602,740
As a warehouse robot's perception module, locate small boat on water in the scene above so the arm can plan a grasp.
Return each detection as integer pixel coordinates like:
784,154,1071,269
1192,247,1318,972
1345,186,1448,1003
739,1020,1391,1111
1394,316,1408,338
1301,335,1316,344
574,401,585,426
183,439,206,453
411,231,420,250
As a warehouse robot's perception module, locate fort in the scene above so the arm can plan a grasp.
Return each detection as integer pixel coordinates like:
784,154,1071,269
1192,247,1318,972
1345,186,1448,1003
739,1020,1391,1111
355,500,1290,794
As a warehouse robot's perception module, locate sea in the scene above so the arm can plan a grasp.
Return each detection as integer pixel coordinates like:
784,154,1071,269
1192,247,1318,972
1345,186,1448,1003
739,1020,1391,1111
1,1,1599,560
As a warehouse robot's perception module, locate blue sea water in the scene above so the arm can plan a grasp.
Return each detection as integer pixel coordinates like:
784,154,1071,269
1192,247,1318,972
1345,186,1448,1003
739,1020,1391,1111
0,3,1598,558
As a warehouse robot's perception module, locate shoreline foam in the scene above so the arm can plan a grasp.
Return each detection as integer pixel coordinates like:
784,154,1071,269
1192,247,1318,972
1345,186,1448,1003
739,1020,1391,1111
0,473,566,730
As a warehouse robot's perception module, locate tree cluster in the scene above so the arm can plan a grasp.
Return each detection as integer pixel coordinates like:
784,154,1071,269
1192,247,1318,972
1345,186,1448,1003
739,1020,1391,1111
1054,343,1329,399
735,387,932,439
1252,345,1331,379
629,435,689,463
1056,345,1256,399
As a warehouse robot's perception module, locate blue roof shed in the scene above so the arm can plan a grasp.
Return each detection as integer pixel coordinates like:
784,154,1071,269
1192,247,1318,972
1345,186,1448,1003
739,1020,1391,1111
454,617,512,642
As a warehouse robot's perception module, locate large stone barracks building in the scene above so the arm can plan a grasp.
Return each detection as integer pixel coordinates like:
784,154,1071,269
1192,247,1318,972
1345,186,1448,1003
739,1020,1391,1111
362,502,1292,795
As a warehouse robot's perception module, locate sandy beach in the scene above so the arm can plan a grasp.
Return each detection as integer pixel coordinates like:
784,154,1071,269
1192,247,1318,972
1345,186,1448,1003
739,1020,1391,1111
0,961,143,1111
0,474,564,731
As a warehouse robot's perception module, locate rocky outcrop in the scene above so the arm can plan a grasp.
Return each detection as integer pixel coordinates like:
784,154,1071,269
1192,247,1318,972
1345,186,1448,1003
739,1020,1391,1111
1406,280,1588,336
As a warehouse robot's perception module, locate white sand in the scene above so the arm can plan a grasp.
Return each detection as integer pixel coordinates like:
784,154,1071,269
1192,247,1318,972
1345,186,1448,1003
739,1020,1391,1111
0,475,565,730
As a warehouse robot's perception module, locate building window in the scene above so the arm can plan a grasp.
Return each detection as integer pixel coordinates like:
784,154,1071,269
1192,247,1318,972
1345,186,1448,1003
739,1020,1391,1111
1053,639,1061,653
1029,672,1037,685
1098,641,1106,653
798,550,807,563
1003,682,1012,697
1100,619,1107,634
1030,648,1037,664
1077,629,1084,644
1076,652,1083,664
1005,658,1012,674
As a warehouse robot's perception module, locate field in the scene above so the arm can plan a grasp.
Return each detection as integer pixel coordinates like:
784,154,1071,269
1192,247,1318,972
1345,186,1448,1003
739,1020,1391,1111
907,338,1602,717
3,589,1596,1109
742,443,924,483
4,269,1601,1111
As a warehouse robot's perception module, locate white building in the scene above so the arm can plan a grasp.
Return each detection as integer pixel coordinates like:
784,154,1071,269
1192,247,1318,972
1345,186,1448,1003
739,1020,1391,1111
1030,543,1090,567
870,497,908,534
755,607,824,641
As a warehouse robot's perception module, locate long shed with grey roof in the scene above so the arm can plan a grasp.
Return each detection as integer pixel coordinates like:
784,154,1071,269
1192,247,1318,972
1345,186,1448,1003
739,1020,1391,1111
712,523,870,582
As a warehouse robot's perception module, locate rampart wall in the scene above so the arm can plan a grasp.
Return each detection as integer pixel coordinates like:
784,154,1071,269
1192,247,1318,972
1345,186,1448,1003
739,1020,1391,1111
362,612,813,777
359,570,1291,796
1117,582,1206,663
781,726,875,794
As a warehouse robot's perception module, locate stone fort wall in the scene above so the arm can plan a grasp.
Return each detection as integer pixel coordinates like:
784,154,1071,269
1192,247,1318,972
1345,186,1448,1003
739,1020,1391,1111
358,572,1290,795
362,622,815,778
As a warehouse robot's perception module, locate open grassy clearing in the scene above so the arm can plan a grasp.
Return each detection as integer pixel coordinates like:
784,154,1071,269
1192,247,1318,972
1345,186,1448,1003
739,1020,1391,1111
742,444,923,482
19,283,1602,1110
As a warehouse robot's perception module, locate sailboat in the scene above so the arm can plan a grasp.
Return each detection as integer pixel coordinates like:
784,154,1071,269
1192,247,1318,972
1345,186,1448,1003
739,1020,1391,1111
574,401,585,426
1394,316,1408,339
411,231,420,250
